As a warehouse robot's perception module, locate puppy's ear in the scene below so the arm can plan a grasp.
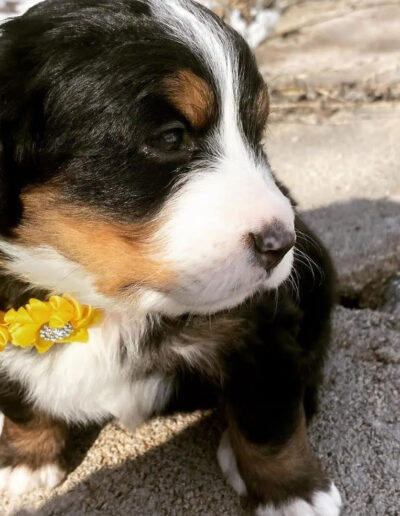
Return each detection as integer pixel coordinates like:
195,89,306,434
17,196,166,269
0,29,22,235
0,139,8,231
0,18,41,235
0,137,23,236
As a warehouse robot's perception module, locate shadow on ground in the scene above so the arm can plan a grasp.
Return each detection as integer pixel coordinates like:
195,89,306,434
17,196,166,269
301,198,400,307
20,414,244,516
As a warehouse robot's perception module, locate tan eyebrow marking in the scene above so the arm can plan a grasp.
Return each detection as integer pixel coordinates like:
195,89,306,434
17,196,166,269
163,69,215,129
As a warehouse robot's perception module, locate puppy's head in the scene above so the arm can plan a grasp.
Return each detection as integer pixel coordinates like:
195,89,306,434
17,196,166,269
0,0,295,315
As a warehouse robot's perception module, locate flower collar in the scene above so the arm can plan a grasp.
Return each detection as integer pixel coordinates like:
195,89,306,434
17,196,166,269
0,294,102,354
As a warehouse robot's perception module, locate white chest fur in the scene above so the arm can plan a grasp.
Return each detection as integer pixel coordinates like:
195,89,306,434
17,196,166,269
0,313,172,428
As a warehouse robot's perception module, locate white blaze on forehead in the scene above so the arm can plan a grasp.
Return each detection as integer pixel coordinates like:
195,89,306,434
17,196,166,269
149,0,235,92
149,0,248,158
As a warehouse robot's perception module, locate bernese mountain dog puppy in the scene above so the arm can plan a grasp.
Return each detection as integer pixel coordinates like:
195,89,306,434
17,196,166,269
0,0,342,514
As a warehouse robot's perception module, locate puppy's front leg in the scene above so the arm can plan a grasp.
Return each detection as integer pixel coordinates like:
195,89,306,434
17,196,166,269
218,334,342,515
0,410,67,494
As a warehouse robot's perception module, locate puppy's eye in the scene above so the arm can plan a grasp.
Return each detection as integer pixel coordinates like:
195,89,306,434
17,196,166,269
157,127,184,152
145,121,194,159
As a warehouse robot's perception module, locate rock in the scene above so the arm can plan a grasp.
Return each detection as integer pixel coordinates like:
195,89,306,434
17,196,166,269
266,105,400,305
197,0,281,48
266,106,400,210
303,199,399,308
380,274,400,317
311,306,400,516
256,0,400,104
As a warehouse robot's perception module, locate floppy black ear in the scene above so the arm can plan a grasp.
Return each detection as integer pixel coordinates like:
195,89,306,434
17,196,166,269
0,24,19,234
0,139,9,232
0,139,5,217
0,15,44,235
0,137,23,235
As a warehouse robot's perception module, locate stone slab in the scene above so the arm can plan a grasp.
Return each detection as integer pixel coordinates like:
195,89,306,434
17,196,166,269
267,105,400,303
311,307,400,516
256,0,400,102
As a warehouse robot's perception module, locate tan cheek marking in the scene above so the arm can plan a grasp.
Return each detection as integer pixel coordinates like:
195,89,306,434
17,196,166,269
17,188,175,295
163,69,215,128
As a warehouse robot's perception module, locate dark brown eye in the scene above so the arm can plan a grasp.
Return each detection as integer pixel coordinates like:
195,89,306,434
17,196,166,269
157,127,184,152
145,121,195,158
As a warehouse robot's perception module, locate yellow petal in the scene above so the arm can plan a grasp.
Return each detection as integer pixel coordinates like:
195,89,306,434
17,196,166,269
49,296,74,315
80,308,102,329
49,312,71,328
0,326,10,351
35,339,54,354
26,299,52,324
9,323,40,347
73,306,92,329
63,294,84,319
28,298,49,311
48,295,64,309
5,307,34,325
63,328,89,343
92,310,103,325
3,308,17,325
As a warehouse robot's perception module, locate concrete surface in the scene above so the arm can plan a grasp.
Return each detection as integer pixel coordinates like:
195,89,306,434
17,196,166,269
381,274,400,317
310,307,399,516
267,106,400,210
256,0,400,103
266,105,400,305
0,0,399,515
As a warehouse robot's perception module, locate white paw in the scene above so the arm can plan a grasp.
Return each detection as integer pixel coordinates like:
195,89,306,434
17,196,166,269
217,431,247,496
256,483,342,516
0,464,66,495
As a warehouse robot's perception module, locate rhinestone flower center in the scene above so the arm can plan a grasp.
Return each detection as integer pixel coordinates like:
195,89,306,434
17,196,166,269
39,322,74,342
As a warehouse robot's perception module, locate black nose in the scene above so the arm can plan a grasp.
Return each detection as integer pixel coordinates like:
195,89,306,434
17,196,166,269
249,223,296,271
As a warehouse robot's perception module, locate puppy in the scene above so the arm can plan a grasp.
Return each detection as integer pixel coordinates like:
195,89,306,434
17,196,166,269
0,0,341,514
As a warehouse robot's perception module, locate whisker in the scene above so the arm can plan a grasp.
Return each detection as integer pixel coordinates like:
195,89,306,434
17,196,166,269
295,229,322,252
287,271,300,302
271,287,279,317
294,247,324,284
297,248,323,276
294,258,316,283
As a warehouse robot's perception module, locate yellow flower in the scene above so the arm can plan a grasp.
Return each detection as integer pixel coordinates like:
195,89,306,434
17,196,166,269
0,312,11,352
3,294,102,354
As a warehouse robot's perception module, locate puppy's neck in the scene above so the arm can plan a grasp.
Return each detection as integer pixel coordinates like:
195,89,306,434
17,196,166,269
0,241,120,311
0,241,190,342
